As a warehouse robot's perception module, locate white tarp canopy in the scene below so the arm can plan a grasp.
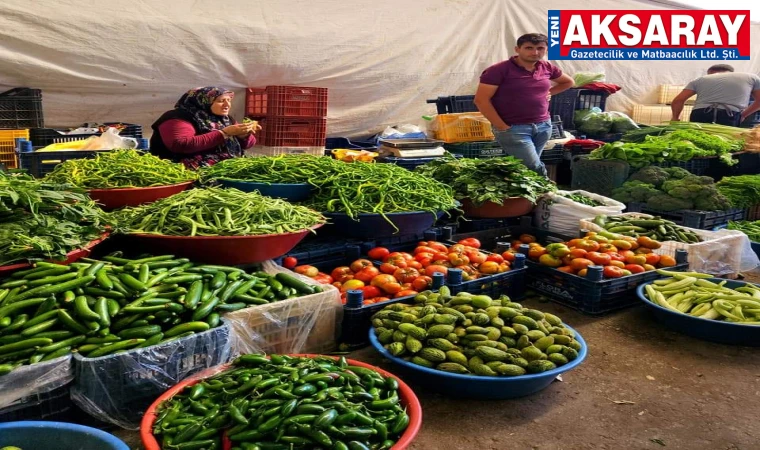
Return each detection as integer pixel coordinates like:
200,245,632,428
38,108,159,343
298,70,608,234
1,0,759,137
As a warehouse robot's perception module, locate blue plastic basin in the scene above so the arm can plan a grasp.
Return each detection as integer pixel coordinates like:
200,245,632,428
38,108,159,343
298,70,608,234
368,325,588,400
0,421,129,450
217,179,314,202
636,279,760,346
322,211,443,239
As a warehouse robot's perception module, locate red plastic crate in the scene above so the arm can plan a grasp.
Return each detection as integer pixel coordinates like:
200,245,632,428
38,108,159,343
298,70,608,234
245,86,328,117
257,117,327,147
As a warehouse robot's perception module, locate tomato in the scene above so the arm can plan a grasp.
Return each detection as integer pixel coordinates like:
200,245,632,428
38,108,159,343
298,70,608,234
618,250,635,260
458,237,481,249
380,281,402,295
539,254,563,267
658,255,677,267
332,281,343,289
432,259,451,267
607,252,625,262
566,238,582,248
603,265,625,278
408,261,423,270
329,266,352,283
643,263,656,271
354,266,380,283
417,258,433,268
393,267,420,284
466,251,487,265
561,254,575,266
511,240,524,250
635,247,653,254
624,264,645,274
610,239,632,250
501,251,516,262
282,256,297,269
373,296,391,304
519,234,536,244
575,239,600,252
644,253,661,265
637,235,662,249
557,266,575,274
432,252,449,262
587,234,609,243
349,259,373,273
379,262,400,274
448,253,470,266
425,265,449,277
427,242,448,253
598,243,618,253
362,285,382,299
371,274,396,287
479,261,500,274
448,244,467,254
294,265,318,278
498,262,511,273
313,273,333,285
367,247,390,261
341,279,365,291
412,276,433,291
569,258,594,271
586,251,611,266
546,243,571,258
395,289,418,298
577,268,588,277
609,260,625,269
527,246,546,260
413,246,437,255
625,254,647,266
387,252,413,263
486,253,504,263
621,269,632,276
414,252,434,262
568,248,588,259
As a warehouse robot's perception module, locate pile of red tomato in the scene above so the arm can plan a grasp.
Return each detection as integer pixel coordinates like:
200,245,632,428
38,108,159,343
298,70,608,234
284,238,514,305
514,232,677,278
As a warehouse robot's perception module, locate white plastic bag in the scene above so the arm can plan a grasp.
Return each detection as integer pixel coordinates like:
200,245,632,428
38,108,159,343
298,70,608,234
80,127,138,150
535,190,625,237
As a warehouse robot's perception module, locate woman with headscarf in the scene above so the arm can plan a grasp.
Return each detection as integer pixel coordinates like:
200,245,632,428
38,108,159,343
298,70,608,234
150,86,259,169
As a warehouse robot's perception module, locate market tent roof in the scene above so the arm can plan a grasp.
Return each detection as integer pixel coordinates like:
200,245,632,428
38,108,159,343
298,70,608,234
0,0,758,137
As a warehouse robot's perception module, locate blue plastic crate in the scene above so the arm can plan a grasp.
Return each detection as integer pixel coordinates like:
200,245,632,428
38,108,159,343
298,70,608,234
650,157,714,176
18,149,111,178
447,263,527,300
524,253,689,315
540,144,565,164
443,141,504,158
427,95,477,114
626,203,746,230
0,385,73,422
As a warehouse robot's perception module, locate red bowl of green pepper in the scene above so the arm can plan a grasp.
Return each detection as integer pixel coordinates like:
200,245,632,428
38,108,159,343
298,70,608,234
88,181,195,211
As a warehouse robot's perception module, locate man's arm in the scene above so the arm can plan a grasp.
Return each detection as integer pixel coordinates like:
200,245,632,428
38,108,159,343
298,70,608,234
741,89,760,122
671,89,696,121
474,83,509,130
549,73,574,95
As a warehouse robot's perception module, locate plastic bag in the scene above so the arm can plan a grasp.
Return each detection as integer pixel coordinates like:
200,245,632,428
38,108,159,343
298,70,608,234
81,127,138,150
378,125,427,142
0,356,73,410
609,111,639,133
573,107,600,129
71,321,232,429
578,110,614,135
225,261,343,356
535,190,626,237
573,70,605,87
579,213,760,276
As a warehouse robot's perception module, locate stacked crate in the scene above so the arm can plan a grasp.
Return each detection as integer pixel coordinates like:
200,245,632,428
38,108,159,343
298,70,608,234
244,86,328,156
0,88,43,169
630,84,693,125
427,95,502,158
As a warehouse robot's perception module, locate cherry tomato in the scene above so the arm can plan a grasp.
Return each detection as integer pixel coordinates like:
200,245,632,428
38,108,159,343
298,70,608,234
367,247,390,261
282,256,297,269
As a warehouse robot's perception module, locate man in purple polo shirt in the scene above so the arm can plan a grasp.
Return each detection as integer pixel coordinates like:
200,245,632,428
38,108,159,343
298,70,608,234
474,33,574,177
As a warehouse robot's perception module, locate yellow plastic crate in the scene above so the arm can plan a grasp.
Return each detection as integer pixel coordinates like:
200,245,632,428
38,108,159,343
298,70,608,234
657,84,694,105
0,129,29,169
430,113,494,143
631,104,693,126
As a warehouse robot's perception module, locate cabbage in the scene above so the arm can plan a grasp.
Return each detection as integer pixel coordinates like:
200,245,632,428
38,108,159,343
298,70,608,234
579,112,614,135
573,72,605,87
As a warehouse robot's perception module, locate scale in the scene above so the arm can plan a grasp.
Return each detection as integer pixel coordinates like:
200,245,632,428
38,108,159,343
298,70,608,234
377,138,446,158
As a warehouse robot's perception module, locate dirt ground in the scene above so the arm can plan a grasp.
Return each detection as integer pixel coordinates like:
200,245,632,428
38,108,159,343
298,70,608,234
113,283,760,450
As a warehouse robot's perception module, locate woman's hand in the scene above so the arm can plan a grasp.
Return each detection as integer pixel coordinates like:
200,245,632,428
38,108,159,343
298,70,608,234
222,123,253,137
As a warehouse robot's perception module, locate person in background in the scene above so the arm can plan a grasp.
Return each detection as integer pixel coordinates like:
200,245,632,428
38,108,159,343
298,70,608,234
474,33,574,177
150,86,259,169
671,64,760,127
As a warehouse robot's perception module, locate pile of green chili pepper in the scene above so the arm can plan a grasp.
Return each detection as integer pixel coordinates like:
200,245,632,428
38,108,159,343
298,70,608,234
0,172,108,266
112,187,326,236
559,193,604,207
44,149,197,189
198,155,339,185
727,220,760,242
152,354,409,450
306,162,456,227
0,254,318,375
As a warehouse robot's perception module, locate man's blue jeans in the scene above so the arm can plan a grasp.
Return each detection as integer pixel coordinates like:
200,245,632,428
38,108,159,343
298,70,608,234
492,120,552,177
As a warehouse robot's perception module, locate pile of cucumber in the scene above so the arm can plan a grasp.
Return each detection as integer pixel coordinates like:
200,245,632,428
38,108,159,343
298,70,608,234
0,254,319,375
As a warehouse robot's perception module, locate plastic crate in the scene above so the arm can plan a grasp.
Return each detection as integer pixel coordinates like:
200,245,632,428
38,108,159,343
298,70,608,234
626,203,747,230
18,149,111,178
540,144,565,164
71,323,231,428
708,151,760,179
0,88,43,129
256,117,326,147
548,89,580,133
447,216,521,234
426,95,477,114
447,263,527,300
657,84,692,105
631,104,694,125
245,86,328,117
245,145,325,157
29,123,143,147
650,157,714,176
0,385,73,422
550,118,564,140
570,156,630,197
752,241,760,259
746,204,760,221
576,90,609,111
430,113,494,143
0,129,29,169
443,141,503,158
